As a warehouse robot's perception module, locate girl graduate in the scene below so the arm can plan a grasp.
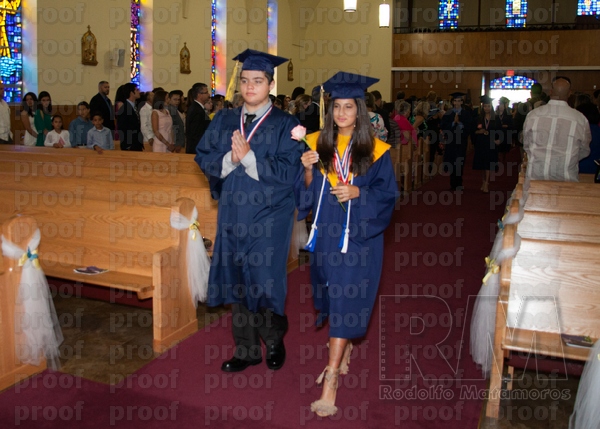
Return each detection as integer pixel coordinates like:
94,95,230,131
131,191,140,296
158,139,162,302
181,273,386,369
295,72,398,417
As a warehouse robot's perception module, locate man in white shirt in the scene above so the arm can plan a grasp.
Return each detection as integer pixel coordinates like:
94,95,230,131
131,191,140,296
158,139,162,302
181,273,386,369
0,82,13,144
523,76,591,181
139,91,155,147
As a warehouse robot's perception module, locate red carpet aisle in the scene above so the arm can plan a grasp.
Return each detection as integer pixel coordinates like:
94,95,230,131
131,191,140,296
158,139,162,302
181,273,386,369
0,152,520,428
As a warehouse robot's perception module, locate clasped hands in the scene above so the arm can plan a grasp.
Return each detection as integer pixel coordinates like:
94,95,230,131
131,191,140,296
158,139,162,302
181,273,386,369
301,150,359,203
231,130,251,163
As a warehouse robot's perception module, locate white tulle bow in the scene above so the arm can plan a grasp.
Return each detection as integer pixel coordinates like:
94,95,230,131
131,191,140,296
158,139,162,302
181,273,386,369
569,340,600,429
1,229,63,370
170,206,210,305
470,226,522,378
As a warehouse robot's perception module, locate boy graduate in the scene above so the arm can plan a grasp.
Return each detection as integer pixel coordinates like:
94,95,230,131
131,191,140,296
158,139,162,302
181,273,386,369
440,91,474,190
195,49,303,372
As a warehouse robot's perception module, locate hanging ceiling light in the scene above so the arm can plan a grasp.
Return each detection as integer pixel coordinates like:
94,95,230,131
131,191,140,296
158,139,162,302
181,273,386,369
379,1,390,27
344,0,357,12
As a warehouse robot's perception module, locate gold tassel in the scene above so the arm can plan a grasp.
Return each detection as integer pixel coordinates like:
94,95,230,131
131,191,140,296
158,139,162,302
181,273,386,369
319,85,325,130
225,60,241,102
189,220,200,240
482,257,499,285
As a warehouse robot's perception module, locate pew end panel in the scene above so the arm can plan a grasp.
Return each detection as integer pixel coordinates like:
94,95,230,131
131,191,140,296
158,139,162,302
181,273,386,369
152,198,198,353
0,215,47,392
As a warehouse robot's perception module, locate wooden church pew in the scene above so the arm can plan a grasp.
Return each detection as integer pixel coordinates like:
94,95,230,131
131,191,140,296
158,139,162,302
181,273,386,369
486,181,600,419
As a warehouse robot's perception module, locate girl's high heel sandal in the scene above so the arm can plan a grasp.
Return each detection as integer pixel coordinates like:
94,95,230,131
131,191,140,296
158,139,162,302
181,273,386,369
310,366,340,417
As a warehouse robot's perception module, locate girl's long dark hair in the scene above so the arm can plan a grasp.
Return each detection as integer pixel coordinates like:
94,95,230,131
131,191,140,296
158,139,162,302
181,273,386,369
37,91,52,114
22,92,37,117
316,97,374,177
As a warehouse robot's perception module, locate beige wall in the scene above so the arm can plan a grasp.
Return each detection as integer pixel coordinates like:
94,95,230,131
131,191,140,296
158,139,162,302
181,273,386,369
33,0,587,105
34,0,214,104
275,0,393,101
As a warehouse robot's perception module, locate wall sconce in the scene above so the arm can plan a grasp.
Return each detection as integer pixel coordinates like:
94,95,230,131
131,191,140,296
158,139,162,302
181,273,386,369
344,0,357,12
110,48,125,67
379,1,390,27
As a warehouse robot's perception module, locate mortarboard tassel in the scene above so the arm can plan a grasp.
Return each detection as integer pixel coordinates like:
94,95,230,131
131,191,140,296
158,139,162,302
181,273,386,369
319,85,325,130
225,60,241,102
305,174,328,252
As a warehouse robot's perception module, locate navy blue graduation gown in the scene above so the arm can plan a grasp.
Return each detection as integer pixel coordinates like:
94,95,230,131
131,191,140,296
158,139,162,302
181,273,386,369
295,133,398,338
195,106,303,316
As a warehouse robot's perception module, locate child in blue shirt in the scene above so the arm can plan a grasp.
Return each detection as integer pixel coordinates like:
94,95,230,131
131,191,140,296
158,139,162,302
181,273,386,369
69,101,93,147
87,112,114,154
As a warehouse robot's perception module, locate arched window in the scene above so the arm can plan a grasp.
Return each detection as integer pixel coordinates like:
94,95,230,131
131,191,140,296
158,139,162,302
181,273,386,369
130,0,141,85
0,0,22,102
578,0,600,15
439,0,459,29
506,0,527,27
490,76,536,90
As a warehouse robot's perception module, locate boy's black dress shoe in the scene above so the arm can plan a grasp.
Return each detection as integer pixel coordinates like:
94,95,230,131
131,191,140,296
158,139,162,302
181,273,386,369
266,342,286,370
221,357,262,372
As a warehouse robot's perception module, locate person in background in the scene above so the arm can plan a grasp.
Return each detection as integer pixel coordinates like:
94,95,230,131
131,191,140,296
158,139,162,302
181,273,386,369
209,94,224,119
272,95,283,109
168,89,185,153
185,83,211,154
69,101,93,147
34,91,53,146
0,82,12,144
116,82,143,151
44,115,70,148
295,72,397,417
393,100,416,146
20,92,38,146
139,91,155,148
365,92,388,142
495,96,514,164
424,107,444,172
472,95,501,193
576,102,600,174
371,90,391,137
151,89,174,153
292,94,320,134
523,76,591,181
440,92,474,190
89,81,114,132
87,112,114,154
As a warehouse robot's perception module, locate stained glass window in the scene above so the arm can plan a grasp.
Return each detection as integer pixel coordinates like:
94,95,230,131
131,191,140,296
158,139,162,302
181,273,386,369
490,76,536,89
578,0,600,15
211,0,216,95
130,0,140,85
0,0,22,102
439,0,459,29
506,0,527,27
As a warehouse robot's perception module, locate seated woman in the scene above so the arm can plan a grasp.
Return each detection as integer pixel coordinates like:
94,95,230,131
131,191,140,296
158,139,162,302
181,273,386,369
295,72,397,417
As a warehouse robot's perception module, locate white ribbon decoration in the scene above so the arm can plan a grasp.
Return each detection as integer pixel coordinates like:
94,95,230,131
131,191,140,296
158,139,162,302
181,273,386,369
470,206,524,378
569,339,600,429
1,229,63,370
470,233,522,377
340,176,354,254
170,206,210,305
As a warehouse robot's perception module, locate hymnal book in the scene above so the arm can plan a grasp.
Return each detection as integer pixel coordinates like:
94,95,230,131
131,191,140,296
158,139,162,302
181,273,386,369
74,266,108,275
561,334,594,349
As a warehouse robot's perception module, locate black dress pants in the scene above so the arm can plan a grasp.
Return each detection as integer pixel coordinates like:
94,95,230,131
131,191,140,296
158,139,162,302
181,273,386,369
231,303,288,361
